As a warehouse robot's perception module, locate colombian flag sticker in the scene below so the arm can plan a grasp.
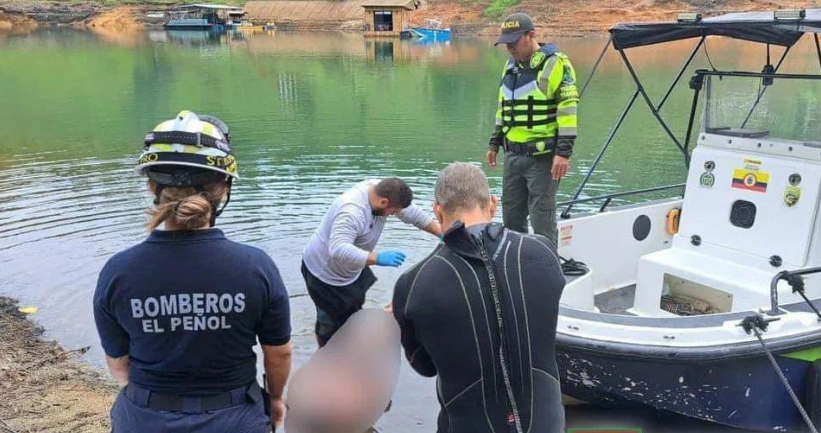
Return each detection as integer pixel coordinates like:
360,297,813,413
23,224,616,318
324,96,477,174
732,168,769,193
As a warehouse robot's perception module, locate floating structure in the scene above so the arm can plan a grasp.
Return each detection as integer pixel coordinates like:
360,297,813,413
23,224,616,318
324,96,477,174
361,0,417,37
164,4,246,31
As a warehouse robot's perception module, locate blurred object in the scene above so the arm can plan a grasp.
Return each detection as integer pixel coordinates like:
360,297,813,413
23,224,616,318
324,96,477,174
285,309,401,433
17,306,38,315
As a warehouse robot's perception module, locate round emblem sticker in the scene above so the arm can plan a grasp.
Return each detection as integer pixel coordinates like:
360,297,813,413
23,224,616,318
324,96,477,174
784,186,801,207
700,172,715,187
743,173,757,187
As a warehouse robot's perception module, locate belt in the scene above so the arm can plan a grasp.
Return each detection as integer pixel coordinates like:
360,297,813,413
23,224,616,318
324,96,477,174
503,138,556,156
124,381,262,412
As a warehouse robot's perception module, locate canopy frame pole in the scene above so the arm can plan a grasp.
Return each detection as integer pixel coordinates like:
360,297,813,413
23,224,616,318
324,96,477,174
561,37,702,218
579,34,613,99
561,91,639,219
815,34,821,72
618,47,690,165
656,36,705,112
740,44,793,128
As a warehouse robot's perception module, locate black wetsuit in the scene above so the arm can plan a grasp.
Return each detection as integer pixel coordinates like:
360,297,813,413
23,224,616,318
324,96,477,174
393,221,565,433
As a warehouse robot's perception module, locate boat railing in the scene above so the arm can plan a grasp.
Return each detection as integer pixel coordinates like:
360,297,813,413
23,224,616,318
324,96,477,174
770,266,821,316
558,183,685,218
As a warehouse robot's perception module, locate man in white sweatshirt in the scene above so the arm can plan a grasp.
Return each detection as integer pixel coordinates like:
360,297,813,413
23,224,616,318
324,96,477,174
302,178,442,346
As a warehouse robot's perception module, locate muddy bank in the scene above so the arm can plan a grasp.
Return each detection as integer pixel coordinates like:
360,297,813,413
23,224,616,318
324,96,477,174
3,0,821,39
0,297,117,433
0,1,163,32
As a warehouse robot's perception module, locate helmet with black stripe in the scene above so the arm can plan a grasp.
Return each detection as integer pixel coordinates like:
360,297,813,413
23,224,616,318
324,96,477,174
137,110,239,225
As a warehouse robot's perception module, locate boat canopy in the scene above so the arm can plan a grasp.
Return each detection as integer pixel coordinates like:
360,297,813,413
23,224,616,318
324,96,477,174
610,9,821,49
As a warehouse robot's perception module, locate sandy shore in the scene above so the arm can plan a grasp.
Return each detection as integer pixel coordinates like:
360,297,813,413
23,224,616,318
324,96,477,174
3,0,819,37
0,297,117,433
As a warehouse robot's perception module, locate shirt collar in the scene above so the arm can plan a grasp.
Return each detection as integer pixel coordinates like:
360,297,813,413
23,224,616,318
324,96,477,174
145,228,226,243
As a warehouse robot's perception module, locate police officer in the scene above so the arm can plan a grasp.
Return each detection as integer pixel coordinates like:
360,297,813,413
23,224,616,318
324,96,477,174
93,111,292,432
486,12,579,247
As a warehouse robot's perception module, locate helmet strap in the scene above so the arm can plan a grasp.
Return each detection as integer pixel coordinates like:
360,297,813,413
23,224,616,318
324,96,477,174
153,183,166,205
210,178,233,227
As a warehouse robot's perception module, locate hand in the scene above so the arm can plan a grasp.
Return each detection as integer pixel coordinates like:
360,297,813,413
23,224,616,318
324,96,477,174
383,302,393,314
551,155,570,180
270,397,286,429
487,148,498,168
375,250,407,267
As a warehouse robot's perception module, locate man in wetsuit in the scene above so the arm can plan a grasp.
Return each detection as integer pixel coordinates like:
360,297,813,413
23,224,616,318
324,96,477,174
392,162,566,433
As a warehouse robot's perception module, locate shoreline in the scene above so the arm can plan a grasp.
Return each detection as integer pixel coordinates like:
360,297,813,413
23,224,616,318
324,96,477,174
0,296,117,433
4,0,818,38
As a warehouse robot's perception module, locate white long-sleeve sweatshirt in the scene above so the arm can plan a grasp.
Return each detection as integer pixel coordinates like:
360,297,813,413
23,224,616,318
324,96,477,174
303,180,433,286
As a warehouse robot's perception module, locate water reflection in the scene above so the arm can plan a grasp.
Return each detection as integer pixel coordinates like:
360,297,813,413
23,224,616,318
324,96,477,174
2,29,821,433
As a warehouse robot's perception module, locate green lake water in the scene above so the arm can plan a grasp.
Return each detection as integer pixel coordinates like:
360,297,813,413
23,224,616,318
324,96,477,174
2,27,820,432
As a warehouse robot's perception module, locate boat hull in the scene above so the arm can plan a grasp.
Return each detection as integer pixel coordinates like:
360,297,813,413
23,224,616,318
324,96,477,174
557,334,820,432
411,28,450,39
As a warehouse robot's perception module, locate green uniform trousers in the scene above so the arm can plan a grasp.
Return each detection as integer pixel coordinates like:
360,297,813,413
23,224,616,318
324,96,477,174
502,152,559,248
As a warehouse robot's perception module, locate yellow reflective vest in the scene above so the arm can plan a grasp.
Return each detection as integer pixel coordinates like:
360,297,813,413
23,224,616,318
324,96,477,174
495,44,579,154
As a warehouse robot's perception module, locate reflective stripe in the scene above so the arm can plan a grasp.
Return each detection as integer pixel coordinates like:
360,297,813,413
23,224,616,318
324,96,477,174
558,127,577,137
556,106,577,116
146,143,226,157
501,99,555,107
501,80,539,100
503,119,555,128
499,50,578,144
538,56,560,94
502,108,560,117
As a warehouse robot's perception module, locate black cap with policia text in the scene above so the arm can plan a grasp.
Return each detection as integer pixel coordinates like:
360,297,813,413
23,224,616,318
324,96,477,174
494,12,535,45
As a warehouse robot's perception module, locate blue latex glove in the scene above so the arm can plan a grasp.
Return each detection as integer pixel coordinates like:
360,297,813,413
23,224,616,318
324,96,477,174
376,250,407,267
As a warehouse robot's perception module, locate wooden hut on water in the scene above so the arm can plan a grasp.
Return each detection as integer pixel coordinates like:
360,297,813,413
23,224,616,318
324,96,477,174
361,0,418,37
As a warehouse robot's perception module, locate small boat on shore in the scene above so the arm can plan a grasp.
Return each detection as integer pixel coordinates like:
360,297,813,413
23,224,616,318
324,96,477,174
411,18,450,40
554,9,821,432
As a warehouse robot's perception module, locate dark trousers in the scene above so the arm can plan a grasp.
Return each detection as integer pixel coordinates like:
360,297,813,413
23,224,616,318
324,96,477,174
110,387,270,433
301,261,377,344
502,153,559,247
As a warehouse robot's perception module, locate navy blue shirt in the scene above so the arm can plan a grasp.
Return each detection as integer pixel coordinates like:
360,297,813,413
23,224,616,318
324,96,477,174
93,229,291,395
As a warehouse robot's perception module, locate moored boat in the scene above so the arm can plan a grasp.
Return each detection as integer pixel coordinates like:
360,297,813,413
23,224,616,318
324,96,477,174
411,18,450,40
553,9,821,432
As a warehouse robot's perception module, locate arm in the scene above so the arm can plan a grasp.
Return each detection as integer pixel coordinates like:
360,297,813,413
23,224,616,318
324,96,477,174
256,255,293,428
396,205,439,236
93,263,131,384
262,342,292,427
392,272,437,377
550,54,579,159
328,206,370,269
488,65,508,168
423,220,443,238
105,355,129,386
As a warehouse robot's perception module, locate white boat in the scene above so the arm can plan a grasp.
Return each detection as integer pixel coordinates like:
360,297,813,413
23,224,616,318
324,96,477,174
553,9,821,432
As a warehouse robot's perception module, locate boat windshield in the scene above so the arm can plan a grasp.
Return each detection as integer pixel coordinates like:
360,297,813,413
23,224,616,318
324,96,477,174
703,73,821,144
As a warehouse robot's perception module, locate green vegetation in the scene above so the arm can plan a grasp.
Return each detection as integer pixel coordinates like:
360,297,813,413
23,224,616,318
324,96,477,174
482,0,519,18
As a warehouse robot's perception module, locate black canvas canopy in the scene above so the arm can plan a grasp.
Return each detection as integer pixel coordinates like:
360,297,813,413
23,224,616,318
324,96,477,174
610,9,821,49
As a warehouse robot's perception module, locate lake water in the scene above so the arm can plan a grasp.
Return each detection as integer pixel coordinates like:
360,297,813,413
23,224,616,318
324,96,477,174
2,27,820,432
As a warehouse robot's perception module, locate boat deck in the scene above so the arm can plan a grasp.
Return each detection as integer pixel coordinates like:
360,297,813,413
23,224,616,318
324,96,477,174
594,285,636,315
